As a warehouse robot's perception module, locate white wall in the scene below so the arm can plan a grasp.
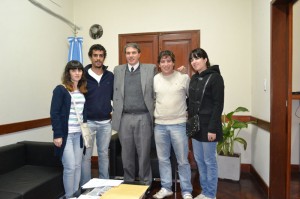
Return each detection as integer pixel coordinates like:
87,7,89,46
74,0,252,113
0,126,53,146
251,0,271,186
291,0,300,165
0,0,254,159
0,0,276,187
291,101,300,165
0,0,74,145
73,0,254,158
292,1,300,93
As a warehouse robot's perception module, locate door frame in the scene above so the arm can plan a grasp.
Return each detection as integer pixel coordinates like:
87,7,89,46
270,0,296,198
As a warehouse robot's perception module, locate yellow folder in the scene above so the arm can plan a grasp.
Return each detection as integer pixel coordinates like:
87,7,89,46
101,184,149,199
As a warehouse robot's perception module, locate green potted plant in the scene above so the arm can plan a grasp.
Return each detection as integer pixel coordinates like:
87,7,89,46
217,106,256,181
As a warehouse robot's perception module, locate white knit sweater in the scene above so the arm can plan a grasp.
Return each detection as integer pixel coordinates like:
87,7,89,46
154,70,190,125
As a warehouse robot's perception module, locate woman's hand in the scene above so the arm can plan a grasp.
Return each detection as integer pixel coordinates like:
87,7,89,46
53,138,63,147
208,132,216,142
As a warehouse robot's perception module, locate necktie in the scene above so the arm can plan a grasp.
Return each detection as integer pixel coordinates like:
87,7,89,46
131,67,134,72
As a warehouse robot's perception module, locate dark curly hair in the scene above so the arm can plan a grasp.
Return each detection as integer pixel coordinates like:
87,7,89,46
157,50,175,64
88,44,107,59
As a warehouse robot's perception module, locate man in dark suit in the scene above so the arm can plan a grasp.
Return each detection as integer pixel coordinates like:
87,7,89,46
112,43,156,185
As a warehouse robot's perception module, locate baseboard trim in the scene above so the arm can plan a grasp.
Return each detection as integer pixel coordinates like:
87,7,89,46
250,164,269,198
241,164,269,197
291,164,300,172
241,163,251,172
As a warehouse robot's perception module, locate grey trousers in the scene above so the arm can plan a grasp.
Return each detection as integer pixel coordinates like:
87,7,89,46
118,112,153,185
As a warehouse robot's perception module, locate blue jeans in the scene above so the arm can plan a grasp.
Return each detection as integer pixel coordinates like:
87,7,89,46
81,120,111,185
154,123,192,195
192,139,218,198
61,132,83,198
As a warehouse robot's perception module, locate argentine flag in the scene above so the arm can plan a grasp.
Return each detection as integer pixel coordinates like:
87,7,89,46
68,37,83,63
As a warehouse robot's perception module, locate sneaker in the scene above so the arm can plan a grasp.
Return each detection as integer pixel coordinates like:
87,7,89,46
195,194,206,199
204,197,216,199
153,188,173,199
183,193,193,199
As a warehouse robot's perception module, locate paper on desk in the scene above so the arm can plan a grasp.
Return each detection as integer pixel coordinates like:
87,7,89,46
77,195,99,199
101,184,149,199
82,178,123,189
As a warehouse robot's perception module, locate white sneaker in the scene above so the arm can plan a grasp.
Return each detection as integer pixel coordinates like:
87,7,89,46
153,188,173,199
195,194,206,199
183,193,193,199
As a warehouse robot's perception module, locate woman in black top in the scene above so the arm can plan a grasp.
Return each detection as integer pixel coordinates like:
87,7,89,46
188,48,224,199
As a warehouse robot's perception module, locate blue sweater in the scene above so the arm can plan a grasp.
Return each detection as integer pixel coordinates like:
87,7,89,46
85,64,114,121
50,85,87,158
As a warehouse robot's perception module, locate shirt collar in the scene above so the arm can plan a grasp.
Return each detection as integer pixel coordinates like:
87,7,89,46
128,62,139,72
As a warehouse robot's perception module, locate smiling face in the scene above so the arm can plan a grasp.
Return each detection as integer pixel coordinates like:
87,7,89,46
69,68,83,83
125,46,140,65
190,57,208,73
159,55,175,76
189,48,210,73
90,49,105,69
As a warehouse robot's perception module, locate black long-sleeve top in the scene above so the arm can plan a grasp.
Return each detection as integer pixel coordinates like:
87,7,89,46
188,65,224,142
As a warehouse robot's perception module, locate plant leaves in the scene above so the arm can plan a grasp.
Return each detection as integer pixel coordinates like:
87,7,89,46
234,107,249,113
232,121,248,129
226,111,234,120
234,137,247,150
218,106,253,156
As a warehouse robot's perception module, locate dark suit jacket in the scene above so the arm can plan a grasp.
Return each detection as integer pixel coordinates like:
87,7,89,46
112,64,156,132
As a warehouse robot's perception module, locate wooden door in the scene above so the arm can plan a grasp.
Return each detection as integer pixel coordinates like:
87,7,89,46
119,33,159,65
159,31,200,76
119,30,200,169
119,30,200,77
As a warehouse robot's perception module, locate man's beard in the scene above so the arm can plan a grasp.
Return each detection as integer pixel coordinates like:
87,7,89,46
94,63,103,68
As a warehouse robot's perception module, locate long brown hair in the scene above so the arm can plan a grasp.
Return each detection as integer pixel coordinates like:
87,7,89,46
61,60,87,93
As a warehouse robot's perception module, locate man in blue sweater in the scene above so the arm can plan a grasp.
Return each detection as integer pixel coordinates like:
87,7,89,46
80,44,114,185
